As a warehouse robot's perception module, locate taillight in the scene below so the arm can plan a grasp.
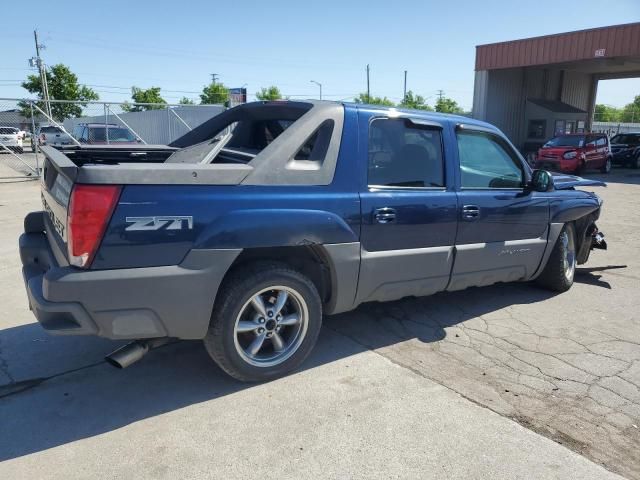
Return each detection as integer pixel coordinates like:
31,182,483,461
67,184,121,268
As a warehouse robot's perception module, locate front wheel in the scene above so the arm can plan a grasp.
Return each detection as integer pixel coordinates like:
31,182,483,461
535,224,576,292
600,156,612,173
204,262,322,382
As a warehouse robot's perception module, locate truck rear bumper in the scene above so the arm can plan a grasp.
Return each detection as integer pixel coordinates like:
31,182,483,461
20,212,241,340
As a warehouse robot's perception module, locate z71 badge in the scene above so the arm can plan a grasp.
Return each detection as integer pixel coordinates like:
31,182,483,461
125,216,193,231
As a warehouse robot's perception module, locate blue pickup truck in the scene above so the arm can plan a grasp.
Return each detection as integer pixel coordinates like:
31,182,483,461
19,101,607,381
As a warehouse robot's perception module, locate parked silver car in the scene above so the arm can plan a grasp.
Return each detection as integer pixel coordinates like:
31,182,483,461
36,125,74,148
0,126,24,153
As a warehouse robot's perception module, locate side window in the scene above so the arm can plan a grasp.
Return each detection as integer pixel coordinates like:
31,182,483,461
293,120,334,162
368,118,444,188
80,127,89,142
457,130,524,189
596,137,606,146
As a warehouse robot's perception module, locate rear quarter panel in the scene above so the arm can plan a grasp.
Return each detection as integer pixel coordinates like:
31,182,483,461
92,105,362,269
93,186,361,269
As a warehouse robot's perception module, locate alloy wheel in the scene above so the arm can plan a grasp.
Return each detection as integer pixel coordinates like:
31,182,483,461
561,231,576,282
233,286,309,367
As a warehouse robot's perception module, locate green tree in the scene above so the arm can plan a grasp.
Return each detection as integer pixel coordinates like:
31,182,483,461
20,64,99,120
353,93,395,106
594,104,621,122
399,91,433,111
621,95,640,123
256,86,283,101
200,81,229,105
435,96,464,114
179,96,195,105
121,87,166,112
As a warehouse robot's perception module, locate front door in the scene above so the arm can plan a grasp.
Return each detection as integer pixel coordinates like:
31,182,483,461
449,126,549,291
357,115,458,304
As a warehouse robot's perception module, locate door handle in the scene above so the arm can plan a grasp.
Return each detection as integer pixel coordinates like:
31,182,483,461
374,207,396,224
462,205,480,220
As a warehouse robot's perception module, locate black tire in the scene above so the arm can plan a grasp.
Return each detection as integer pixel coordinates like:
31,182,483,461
17,147,24,154
600,156,611,174
204,261,322,382
535,223,577,293
633,153,640,170
575,160,586,175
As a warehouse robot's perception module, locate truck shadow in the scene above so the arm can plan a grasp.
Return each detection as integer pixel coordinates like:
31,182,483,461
0,274,616,462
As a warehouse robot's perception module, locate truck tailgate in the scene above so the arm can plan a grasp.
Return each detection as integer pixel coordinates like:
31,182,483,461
40,146,78,261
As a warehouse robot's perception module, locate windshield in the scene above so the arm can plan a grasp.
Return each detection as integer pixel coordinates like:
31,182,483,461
611,134,640,145
89,127,136,142
0,127,18,134
544,135,585,148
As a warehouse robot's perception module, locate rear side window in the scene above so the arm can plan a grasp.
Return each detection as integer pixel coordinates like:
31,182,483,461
40,126,61,134
0,128,17,134
457,130,524,189
368,118,444,188
596,137,607,146
293,120,334,161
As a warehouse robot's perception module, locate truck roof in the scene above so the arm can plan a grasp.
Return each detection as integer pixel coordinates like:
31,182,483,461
341,101,496,131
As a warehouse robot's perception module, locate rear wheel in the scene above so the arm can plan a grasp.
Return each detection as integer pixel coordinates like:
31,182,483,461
204,262,322,382
535,224,576,292
632,153,640,169
600,156,612,173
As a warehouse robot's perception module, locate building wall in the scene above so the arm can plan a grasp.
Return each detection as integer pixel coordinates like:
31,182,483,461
560,71,592,111
481,68,525,142
473,66,596,149
63,105,225,145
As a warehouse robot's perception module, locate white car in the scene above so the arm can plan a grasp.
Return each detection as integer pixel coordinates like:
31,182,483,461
0,126,24,153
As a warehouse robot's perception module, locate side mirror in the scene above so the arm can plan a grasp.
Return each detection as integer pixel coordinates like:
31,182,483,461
530,169,554,192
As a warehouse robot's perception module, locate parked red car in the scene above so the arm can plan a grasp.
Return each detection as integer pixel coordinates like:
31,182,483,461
535,133,612,174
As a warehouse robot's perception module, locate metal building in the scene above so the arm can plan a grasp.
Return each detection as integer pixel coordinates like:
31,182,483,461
472,22,640,156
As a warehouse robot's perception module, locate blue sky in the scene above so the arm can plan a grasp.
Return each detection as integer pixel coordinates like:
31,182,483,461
1,0,639,109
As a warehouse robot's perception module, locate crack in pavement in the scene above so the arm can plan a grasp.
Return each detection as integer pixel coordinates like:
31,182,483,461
0,360,105,399
325,294,640,480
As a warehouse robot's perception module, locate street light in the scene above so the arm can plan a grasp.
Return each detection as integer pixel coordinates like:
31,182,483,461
310,80,322,100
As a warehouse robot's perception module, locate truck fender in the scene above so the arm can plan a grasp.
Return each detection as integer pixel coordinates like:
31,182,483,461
193,209,359,249
550,198,600,224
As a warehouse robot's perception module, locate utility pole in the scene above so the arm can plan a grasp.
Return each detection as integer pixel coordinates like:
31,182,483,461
33,29,52,118
437,89,444,101
210,73,219,84
366,64,370,103
403,70,407,103
310,80,322,100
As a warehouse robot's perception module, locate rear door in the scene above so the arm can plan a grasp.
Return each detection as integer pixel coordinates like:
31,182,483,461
356,113,458,304
449,125,549,291
595,135,608,167
584,135,598,166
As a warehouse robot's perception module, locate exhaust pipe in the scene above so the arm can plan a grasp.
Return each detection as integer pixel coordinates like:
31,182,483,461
105,338,169,369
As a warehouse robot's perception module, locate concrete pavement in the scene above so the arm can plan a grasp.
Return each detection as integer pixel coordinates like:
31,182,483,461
0,174,636,479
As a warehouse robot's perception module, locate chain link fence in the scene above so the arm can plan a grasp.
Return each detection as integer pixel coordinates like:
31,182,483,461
0,98,225,179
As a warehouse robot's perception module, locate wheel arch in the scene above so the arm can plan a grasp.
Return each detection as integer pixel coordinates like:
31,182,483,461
219,243,360,316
